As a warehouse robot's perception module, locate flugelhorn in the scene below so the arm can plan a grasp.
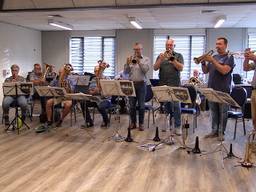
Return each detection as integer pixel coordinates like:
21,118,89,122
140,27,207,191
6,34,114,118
194,50,214,64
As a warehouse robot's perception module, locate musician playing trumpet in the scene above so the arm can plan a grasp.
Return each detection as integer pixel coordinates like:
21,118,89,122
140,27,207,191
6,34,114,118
44,64,75,128
154,39,184,135
124,42,150,131
201,37,235,141
243,48,256,130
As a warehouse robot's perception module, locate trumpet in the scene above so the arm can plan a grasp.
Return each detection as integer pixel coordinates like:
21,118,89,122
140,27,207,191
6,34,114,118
194,50,214,64
42,63,52,80
127,55,141,65
163,48,175,61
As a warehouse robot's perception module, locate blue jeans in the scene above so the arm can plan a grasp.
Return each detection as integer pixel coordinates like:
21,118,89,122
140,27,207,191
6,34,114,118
129,82,146,125
2,96,28,118
209,102,229,135
82,99,111,124
164,101,181,128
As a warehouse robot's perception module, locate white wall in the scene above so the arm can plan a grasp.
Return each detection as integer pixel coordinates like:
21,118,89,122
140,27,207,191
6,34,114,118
116,29,154,78
42,31,70,71
0,22,41,101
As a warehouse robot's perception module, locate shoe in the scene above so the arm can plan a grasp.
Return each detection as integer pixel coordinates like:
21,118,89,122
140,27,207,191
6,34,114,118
35,125,47,133
101,121,109,128
139,124,144,131
217,135,225,141
81,122,94,129
56,119,63,127
129,123,137,130
4,116,10,126
174,128,182,136
204,132,218,139
161,127,167,132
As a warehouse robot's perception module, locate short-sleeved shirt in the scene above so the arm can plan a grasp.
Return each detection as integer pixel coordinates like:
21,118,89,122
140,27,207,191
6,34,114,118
50,75,76,93
4,75,25,83
29,71,42,81
158,51,184,86
207,54,235,93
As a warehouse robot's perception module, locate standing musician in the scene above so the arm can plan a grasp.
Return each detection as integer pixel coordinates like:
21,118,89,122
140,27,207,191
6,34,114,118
81,60,112,128
124,42,150,131
153,39,184,135
45,64,75,128
2,64,28,126
201,37,235,141
243,48,256,130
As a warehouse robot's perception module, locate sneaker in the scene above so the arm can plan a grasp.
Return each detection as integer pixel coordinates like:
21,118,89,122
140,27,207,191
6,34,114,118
204,132,218,139
56,120,63,127
174,128,182,136
81,122,94,129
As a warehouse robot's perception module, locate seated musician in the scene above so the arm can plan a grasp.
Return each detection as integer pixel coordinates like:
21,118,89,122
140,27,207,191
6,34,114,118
44,64,57,83
81,60,111,128
45,64,75,128
2,64,28,126
28,63,48,122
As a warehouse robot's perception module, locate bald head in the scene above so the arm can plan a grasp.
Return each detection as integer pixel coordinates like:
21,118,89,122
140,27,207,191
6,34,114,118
166,39,175,51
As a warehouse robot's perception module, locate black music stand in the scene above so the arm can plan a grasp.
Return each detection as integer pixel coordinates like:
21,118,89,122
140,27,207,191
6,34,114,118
3,82,33,134
198,88,241,168
140,86,192,151
100,79,136,142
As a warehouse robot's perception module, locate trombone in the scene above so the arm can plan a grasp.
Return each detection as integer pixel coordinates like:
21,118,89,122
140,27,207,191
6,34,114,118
193,50,214,64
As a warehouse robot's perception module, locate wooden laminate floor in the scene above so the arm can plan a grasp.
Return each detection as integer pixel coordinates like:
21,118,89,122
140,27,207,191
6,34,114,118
0,110,255,192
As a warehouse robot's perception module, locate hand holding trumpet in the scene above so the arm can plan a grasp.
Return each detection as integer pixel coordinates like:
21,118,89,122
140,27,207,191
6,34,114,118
244,48,256,61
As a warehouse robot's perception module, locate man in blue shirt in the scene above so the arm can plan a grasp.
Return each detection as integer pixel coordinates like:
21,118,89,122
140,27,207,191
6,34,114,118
201,37,235,141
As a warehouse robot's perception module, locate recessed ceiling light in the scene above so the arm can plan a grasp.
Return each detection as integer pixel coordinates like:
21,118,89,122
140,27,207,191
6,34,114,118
201,10,217,14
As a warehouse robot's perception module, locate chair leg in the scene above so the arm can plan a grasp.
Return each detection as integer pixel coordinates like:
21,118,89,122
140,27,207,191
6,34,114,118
242,117,246,135
233,119,238,140
152,110,155,124
148,110,150,129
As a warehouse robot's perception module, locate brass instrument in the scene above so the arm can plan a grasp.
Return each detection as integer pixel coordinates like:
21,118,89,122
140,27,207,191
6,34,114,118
163,48,175,61
127,55,141,65
42,63,52,80
193,50,214,64
94,60,109,90
59,64,73,93
240,130,256,168
189,77,202,86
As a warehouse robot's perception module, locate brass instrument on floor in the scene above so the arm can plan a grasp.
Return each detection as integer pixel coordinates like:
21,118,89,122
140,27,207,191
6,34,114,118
194,50,214,64
240,130,256,168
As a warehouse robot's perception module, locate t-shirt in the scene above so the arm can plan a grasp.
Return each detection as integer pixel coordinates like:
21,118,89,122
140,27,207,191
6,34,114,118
158,51,184,86
207,54,235,93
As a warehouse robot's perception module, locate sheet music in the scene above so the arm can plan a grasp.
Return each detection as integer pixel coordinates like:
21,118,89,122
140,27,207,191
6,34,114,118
100,79,136,97
152,86,191,103
3,82,33,96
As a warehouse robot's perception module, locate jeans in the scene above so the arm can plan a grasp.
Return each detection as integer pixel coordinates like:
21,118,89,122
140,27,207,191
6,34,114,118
129,82,146,125
164,101,181,129
81,99,111,124
209,102,229,135
2,96,28,119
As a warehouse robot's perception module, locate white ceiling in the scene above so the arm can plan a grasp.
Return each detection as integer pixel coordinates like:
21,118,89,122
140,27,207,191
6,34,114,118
0,4,256,31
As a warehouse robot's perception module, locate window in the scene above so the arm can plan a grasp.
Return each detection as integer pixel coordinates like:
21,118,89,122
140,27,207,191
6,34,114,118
70,36,116,76
246,34,256,81
153,35,205,80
